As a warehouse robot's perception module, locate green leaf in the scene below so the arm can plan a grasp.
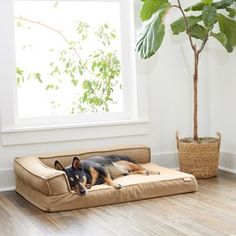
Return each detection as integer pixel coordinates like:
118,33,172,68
16,67,25,87
136,4,170,59
189,24,208,40
82,80,92,89
46,84,59,90
140,0,169,21
210,31,233,52
185,2,205,12
33,73,43,83
71,79,78,86
202,6,217,30
213,0,234,9
171,15,202,35
185,0,234,12
201,0,213,5
16,67,24,75
226,7,236,18
210,32,227,45
217,13,236,52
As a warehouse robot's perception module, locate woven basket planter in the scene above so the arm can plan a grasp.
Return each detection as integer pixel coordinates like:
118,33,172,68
176,132,221,179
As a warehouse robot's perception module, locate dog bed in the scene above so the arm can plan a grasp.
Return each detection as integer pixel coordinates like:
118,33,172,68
14,145,198,212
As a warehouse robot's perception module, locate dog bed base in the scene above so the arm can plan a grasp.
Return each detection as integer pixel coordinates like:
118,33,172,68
14,145,198,212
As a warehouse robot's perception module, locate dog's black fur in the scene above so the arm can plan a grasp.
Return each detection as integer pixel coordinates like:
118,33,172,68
54,155,148,195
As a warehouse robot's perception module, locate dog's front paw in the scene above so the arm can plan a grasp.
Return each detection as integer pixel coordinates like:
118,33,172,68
115,184,122,190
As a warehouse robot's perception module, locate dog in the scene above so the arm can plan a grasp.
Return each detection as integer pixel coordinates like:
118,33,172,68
54,155,149,195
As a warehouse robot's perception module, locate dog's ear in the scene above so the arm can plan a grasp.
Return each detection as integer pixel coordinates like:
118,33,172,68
72,156,82,169
54,160,65,171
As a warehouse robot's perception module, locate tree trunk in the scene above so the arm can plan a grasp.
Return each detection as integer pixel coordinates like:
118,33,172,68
193,49,199,141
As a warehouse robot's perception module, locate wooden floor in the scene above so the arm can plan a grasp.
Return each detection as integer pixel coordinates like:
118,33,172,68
1,171,236,236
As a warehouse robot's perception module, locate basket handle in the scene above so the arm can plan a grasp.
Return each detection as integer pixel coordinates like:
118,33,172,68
176,131,179,150
216,132,221,151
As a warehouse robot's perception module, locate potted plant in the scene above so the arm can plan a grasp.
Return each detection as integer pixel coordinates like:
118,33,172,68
136,0,236,178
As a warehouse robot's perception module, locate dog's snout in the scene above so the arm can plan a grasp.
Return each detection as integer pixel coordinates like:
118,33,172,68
79,189,87,195
74,183,87,195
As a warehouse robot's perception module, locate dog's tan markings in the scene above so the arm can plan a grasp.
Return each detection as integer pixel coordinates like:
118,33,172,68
115,161,131,170
104,173,122,189
115,160,149,175
89,167,98,185
83,176,87,186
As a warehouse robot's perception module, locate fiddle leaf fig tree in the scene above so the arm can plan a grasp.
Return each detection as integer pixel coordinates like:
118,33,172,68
136,0,236,141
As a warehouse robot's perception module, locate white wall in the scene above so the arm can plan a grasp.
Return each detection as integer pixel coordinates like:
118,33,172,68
146,9,211,151
208,40,236,173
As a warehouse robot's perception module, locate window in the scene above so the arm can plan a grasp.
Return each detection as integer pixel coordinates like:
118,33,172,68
15,1,123,118
0,0,149,145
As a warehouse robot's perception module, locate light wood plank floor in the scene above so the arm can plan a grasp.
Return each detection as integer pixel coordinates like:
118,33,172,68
0,171,236,236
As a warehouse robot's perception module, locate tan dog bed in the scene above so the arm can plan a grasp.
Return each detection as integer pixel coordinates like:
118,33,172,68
14,145,198,212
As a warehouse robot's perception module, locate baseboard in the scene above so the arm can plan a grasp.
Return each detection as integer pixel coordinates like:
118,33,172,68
219,166,236,174
0,186,16,192
0,168,15,192
219,151,236,174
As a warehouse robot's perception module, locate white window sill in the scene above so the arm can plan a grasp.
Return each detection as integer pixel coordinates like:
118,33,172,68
0,119,149,146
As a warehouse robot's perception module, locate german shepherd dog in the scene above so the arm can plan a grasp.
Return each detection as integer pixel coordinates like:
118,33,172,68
54,155,149,195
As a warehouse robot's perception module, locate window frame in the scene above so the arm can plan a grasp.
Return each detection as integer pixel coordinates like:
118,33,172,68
0,0,149,146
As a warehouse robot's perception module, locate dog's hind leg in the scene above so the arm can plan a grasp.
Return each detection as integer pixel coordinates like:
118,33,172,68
115,161,149,175
128,163,150,175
